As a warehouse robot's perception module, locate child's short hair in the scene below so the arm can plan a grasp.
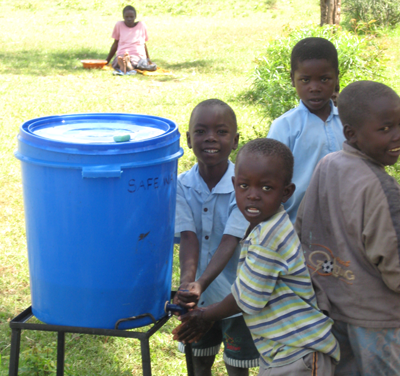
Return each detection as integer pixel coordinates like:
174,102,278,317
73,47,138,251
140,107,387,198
189,99,237,130
291,37,339,73
236,138,294,185
338,81,400,128
123,5,136,15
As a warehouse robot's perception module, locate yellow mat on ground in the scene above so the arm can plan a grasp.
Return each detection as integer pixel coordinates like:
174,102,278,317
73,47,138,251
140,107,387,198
136,67,173,76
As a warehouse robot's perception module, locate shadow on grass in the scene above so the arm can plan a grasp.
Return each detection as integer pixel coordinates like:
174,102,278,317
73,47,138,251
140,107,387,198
0,49,218,77
0,48,108,76
158,58,214,70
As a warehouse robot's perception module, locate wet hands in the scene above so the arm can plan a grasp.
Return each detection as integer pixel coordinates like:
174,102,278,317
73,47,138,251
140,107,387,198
172,308,214,344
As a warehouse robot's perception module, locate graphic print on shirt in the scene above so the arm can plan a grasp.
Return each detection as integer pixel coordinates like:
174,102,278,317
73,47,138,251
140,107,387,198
307,243,355,284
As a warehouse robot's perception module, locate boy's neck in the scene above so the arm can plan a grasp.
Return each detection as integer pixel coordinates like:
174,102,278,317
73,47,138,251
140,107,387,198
198,161,229,192
244,225,255,239
302,99,332,122
124,21,138,28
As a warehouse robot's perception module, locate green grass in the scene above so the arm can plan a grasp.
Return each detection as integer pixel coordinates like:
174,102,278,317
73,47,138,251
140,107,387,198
1,0,400,374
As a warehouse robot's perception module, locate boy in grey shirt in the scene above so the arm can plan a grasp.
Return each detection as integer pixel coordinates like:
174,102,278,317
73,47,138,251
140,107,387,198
296,81,400,376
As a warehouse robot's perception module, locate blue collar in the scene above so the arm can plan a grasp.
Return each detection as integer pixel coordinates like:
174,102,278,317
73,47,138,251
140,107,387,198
299,99,338,121
181,160,235,194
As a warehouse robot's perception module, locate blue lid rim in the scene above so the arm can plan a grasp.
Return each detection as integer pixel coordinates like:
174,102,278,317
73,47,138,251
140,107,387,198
18,113,180,155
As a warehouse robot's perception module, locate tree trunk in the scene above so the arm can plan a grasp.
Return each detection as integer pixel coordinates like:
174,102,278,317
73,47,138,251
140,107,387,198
327,0,334,24
334,0,341,25
320,0,328,26
320,0,341,25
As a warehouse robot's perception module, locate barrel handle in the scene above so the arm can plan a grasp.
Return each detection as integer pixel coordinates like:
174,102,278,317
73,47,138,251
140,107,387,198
82,166,122,178
114,313,157,329
14,149,183,170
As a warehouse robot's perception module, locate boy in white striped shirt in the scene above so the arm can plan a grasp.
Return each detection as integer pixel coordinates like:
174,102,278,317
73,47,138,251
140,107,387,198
173,138,340,376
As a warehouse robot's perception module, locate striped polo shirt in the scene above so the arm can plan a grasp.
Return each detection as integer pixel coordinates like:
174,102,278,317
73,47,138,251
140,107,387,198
231,207,340,368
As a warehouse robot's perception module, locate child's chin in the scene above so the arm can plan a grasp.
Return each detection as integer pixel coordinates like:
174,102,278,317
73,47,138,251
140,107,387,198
383,155,400,166
305,100,327,111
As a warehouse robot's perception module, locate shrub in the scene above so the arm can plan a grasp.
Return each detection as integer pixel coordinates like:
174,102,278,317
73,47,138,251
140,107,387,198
251,24,388,121
114,0,277,16
342,0,400,28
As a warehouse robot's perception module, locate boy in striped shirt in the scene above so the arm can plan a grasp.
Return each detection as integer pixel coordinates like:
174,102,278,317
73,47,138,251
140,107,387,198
173,138,340,375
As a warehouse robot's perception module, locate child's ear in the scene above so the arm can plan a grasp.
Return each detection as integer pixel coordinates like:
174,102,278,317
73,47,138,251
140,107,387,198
232,133,240,150
343,124,357,145
186,131,192,149
290,71,295,87
282,183,295,203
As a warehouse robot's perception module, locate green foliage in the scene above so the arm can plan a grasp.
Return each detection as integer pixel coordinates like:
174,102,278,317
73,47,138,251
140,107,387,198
265,0,278,9
346,19,382,37
13,0,279,16
387,164,400,182
120,0,277,16
251,24,388,121
342,0,400,28
17,345,56,376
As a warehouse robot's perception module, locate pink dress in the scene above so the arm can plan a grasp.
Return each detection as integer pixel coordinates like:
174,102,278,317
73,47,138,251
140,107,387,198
111,21,149,65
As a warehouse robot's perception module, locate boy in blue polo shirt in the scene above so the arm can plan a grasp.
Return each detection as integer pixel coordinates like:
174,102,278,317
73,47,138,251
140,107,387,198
267,37,345,223
174,99,259,375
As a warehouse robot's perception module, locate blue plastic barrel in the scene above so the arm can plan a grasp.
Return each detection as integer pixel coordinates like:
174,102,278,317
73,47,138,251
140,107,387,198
15,113,183,329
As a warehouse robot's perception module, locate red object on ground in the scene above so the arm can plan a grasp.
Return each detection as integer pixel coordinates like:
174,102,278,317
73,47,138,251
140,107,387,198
81,59,108,69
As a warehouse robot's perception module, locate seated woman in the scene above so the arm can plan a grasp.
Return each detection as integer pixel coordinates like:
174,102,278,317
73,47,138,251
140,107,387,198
105,5,153,74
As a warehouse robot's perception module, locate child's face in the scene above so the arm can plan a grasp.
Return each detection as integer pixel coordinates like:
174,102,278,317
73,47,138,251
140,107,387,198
123,10,136,27
233,153,295,231
291,59,338,120
345,96,400,166
187,106,239,169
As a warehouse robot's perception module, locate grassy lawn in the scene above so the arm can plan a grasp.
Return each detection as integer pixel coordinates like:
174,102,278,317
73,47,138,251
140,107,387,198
1,0,399,374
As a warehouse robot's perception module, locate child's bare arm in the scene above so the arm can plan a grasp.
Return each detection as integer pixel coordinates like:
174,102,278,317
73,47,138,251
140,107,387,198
196,234,240,293
145,44,151,62
179,231,200,284
106,40,119,64
177,234,239,308
174,231,200,308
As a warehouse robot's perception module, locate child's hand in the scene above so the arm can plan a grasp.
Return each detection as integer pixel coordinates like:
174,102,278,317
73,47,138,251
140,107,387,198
172,309,213,344
174,282,202,309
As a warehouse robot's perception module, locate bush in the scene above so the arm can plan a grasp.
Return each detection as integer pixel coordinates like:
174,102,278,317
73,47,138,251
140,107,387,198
342,0,400,28
251,24,388,121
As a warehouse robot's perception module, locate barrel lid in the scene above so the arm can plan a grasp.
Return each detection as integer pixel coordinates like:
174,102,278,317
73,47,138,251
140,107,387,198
33,122,164,144
18,113,180,154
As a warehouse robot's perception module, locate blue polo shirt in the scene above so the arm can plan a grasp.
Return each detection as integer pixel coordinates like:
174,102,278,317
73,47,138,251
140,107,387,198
267,100,344,223
175,161,249,308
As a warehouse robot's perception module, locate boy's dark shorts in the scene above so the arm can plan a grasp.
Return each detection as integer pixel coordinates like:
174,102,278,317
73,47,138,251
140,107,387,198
178,315,259,368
